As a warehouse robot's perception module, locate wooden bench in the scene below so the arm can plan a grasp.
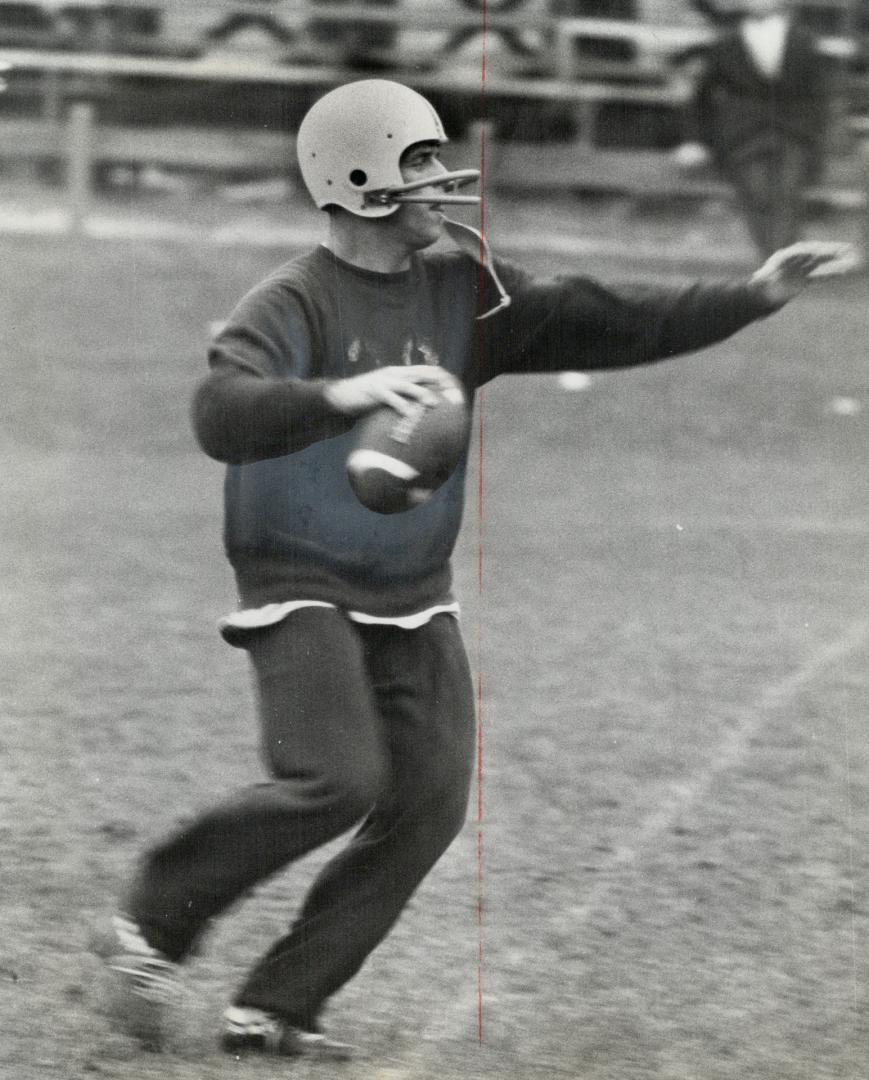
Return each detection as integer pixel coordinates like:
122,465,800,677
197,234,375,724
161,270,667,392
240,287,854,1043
551,17,859,81
1,0,862,86
0,46,864,245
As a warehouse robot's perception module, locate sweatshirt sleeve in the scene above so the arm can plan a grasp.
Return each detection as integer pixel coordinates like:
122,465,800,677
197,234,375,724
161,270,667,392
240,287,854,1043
478,268,781,382
192,277,354,464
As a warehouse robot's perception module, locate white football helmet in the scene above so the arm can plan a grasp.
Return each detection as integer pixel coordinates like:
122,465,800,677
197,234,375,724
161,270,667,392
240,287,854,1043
297,79,480,218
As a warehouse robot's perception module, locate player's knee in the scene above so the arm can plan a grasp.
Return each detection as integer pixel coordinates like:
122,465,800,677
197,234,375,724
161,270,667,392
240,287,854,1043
332,755,390,822
268,751,388,825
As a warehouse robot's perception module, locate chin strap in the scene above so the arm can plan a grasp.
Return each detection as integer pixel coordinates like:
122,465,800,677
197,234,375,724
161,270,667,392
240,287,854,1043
360,168,510,321
442,218,512,322
364,169,482,207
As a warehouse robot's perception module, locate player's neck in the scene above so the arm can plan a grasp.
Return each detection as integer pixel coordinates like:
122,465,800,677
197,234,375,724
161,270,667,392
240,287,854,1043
324,215,414,274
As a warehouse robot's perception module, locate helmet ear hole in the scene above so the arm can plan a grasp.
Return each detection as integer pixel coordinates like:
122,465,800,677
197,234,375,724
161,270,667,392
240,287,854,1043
296,80,449,217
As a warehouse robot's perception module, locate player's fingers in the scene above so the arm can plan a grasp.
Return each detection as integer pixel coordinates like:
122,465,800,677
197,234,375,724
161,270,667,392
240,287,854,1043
778,251,835,278
788,241,854,266
387,367,450,403
807,245,860,277
399,382,440,407
789,256,822,276
766,240,847,270
379,375,441,409
402,365,457,389
781,240,842,257
380,388,421,416
809,256,860,277
772,243,858,279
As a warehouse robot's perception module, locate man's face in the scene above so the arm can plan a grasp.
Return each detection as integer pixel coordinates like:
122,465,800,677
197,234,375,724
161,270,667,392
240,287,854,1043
387,142,450,251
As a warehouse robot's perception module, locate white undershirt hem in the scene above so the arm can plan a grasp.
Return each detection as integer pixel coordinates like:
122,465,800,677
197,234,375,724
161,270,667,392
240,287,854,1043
219,599,460,636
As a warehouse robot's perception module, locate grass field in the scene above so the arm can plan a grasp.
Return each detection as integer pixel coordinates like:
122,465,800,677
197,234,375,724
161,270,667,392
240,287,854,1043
0,222,867,1080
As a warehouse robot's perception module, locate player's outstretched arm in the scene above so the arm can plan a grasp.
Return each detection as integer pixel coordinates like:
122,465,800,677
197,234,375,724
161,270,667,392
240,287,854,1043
749,241,859,306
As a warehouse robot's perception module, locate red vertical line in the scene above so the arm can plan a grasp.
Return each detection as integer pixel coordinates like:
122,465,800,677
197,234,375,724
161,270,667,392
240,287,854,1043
477,821,485,1040
475,0,488,1046
475,236,486,1048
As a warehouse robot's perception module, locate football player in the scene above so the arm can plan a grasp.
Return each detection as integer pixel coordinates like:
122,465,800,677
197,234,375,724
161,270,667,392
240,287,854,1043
101,78,853,1058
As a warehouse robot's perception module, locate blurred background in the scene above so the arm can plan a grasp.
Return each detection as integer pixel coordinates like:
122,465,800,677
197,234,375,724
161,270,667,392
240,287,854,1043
0,0,866,256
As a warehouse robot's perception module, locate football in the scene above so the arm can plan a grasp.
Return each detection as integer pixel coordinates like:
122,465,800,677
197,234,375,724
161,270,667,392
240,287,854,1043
347,373,470,514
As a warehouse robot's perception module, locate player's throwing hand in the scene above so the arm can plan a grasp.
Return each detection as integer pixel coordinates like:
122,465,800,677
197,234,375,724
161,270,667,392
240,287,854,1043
750,241,860,305
324,365,459,418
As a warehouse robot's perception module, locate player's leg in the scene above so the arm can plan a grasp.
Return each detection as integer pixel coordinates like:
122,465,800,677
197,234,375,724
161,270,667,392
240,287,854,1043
229,613,476,1030
124,607,388,963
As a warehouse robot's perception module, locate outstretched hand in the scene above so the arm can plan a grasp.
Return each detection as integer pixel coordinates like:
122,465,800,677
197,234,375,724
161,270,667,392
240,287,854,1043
750,241,860,306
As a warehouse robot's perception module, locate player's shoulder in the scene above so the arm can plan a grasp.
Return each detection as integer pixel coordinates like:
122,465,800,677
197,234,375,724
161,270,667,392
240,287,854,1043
419,248,478,278
259,248,327,289
236,248,329,304
419,248,531,291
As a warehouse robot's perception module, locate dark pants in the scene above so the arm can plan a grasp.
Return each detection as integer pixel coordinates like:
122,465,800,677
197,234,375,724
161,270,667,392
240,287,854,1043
723,136,817,258
127,608,475,1028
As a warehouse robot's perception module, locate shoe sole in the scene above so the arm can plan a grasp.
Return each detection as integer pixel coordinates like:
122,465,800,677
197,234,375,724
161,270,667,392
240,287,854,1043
221,1031,353,1061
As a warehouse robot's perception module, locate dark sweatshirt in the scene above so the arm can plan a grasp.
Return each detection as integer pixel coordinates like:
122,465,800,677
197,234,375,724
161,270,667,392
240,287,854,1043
193,244,777,616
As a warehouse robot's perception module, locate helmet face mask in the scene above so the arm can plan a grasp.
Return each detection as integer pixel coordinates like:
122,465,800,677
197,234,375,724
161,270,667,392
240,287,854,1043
365,167,482,209
297,80,480,218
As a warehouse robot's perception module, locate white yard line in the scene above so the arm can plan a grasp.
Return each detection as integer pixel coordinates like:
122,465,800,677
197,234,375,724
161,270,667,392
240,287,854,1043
564,617,869,926
565,622,863,924
407,617,869,1063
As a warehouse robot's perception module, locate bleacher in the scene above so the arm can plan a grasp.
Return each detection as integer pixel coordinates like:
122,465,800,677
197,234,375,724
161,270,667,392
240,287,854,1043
0,0,866,240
